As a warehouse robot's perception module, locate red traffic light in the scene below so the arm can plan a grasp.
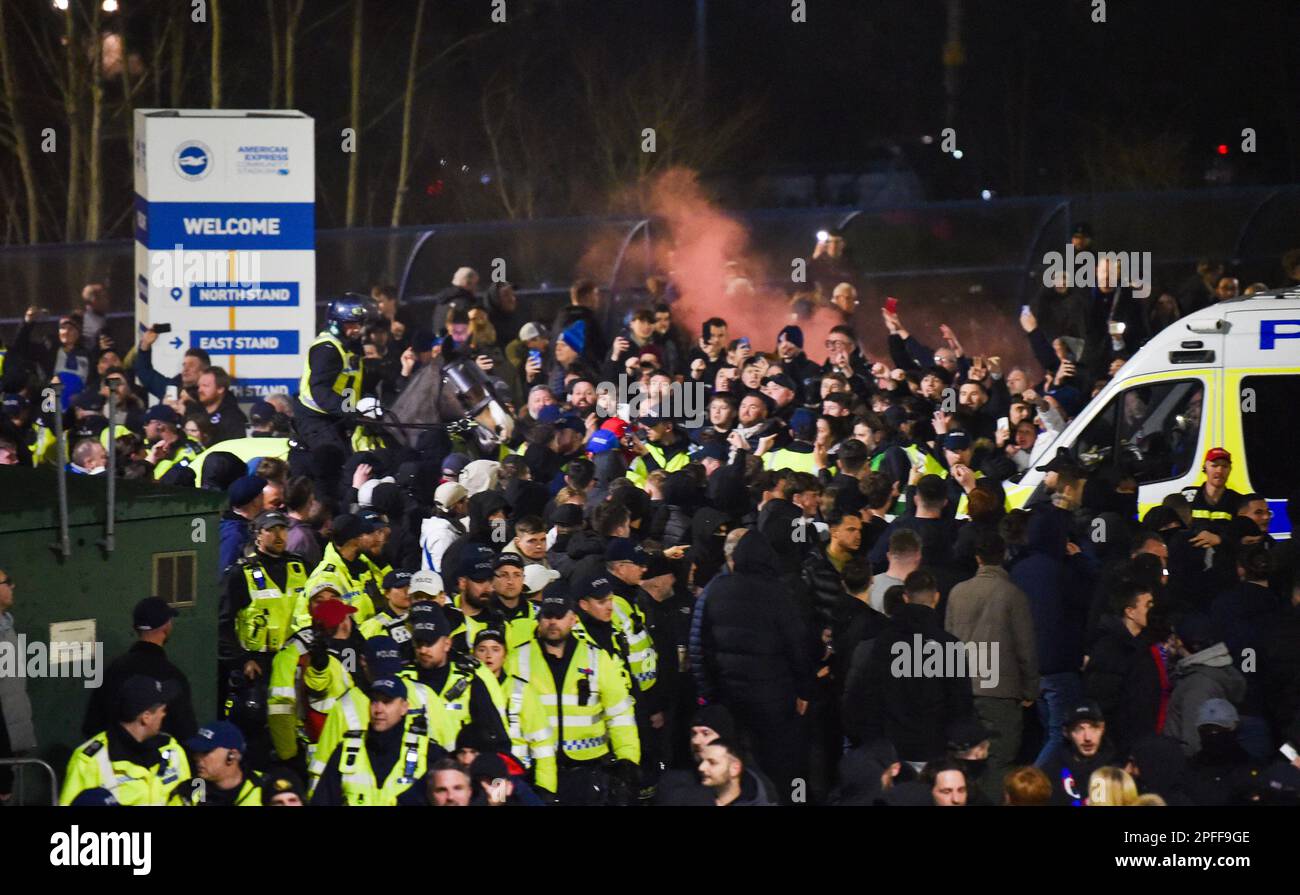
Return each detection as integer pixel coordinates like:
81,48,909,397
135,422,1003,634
1216,144,1229,156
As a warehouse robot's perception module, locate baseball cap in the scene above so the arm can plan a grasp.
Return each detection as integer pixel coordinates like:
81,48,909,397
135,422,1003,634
946,717,996,752
357,509,389,533
261,769,305,802
367,676,407,702
694,441,728,462
441,453,471,478
383,570,413,591
1,393,29,419
408,570,444,598
941,431,972,452
523,564,562,594
115,674,181,721
307,581,342,601
550,504,583,528
604,537,649,565
458,545,497,582
252,510,290,532
1044,385,1085,419
365,636,404,675
1065,700,1104,728
761,372,798,392
642,553,676,580
537,582,575,619
469,751,510,784
1204,447,1232,465
69,788,119,807
144,404,182,426
435,481,469,511
579,573,614,601
185,720,246,754
248,400,276,424
1036,447,1081,474
494,552,525,570
228,475,267,508
586,428,620,455
310,599,357,628
518,321,549,342
410,602,451,642
1196,698,1239,730
474,627,507,649
555,414,586,434
536,405,562,425
132,597,178,631
331,513,365,544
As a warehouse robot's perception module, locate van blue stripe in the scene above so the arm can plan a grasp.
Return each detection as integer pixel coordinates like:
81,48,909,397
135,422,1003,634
1267,500,1291,538
134,195,314,250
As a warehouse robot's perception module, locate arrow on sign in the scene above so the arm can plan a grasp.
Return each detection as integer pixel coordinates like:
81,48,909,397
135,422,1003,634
170,336,183,350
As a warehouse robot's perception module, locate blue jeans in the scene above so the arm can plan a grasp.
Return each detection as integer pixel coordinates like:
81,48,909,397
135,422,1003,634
1034,672,1082,767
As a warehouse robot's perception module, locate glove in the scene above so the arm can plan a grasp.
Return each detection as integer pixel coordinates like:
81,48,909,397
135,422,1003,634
308,632,330,671
611,759,640,789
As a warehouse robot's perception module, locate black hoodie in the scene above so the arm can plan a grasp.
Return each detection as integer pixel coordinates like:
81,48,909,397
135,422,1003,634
698,531,815,710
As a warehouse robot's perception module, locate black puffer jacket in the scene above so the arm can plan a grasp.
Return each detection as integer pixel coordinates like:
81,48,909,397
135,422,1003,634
801,542,846,634
699,531,815,710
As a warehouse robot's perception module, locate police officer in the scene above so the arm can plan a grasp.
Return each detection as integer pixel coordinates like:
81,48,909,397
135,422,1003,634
268,594,358,768
627,413,691,488
475,626,557,794
1187,447,1247,596
445,545,506,653
400,602,511,751
142,404,202,482
311,676,448,806
61,675,191,806
309,635,458,791
490,553,539,650
507,585,640,805
359,569,414,644
220,510,308,679
170,720,263,806
293,294,375,493
294,514,376,628
357,508,395,604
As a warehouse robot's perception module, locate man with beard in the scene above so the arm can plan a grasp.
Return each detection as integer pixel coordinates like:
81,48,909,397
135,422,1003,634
445,545,506,654
1040,700,1117,806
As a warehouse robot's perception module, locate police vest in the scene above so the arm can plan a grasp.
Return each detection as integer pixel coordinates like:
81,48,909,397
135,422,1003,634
308,682,458,792
267,629,355,762
498,669,558,793
338,711,431,806
505,637,639,765
400,656,488,733
236,559,307,654
298,332,362,416
297,544,376,627
153,438,203,480
359,610,413,648
60,732,190,807
764,445,818,474
628,442,690,488
188,437,291,486
496,600,540,651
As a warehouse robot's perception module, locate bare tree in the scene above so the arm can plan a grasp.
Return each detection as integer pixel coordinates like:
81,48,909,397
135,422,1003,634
266,0,281,107
85,0,104,241
210,0,222,108
344,0,363,227
62,3,83,241
284,0,305,108
0,0,40,243
391,0,426,227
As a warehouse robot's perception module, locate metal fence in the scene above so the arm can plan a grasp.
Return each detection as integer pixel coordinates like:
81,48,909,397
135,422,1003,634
3,184,1299,341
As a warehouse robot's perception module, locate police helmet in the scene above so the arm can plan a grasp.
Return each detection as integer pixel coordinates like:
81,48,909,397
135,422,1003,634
326,293,379,343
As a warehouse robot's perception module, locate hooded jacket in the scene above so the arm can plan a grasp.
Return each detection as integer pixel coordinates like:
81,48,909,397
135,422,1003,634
698,531,815,710
1163,642,1247,755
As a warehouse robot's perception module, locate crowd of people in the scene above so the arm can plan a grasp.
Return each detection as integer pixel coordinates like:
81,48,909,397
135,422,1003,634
2,229,1300,808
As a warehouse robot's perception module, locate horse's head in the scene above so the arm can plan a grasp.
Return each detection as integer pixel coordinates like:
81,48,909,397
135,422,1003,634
442,359,514,454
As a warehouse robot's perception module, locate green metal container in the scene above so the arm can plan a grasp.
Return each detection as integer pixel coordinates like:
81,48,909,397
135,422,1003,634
0,467,224,799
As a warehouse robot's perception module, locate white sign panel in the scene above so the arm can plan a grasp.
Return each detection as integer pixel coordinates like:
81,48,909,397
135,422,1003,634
133,110,316,401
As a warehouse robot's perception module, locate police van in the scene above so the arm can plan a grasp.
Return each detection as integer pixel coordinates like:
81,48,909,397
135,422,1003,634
1006,292,1300,538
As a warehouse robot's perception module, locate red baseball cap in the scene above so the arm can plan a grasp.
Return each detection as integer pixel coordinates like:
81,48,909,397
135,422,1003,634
310,599,357,628
1204,447,1232,465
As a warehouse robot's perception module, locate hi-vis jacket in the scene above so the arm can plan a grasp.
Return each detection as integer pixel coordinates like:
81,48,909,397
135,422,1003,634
268,629,354,762
61,730,190,806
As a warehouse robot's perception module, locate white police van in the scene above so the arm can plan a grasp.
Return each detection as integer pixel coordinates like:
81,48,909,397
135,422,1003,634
1007,292,1300,538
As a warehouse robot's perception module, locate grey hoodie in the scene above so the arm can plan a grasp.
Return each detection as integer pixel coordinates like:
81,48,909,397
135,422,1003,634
1164,642,1247,755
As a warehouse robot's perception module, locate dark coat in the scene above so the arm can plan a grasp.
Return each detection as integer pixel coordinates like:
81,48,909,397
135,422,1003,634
1083,616,1164,751
82,641,198,742
850,602,974,762
698,531,816,711
1039,737,1118,806
1009,505,1091,675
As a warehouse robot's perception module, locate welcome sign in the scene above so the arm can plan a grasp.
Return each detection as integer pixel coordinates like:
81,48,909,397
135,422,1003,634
133,110,316,402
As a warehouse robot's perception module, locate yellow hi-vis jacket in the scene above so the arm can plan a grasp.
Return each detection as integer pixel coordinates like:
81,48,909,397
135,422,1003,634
267,629,355,762
498,669,558,792
627,441,691,489
298,332,362,416
504,636,640,765
235,558,307,655
335,710,432,806
60,730,190,806
307,682,458,793
294,543,377,629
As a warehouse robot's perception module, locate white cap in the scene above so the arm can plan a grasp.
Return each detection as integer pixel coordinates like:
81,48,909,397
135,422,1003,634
523,565,561,594
409,570,444,597
356,396,383,419
434,481,469,511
